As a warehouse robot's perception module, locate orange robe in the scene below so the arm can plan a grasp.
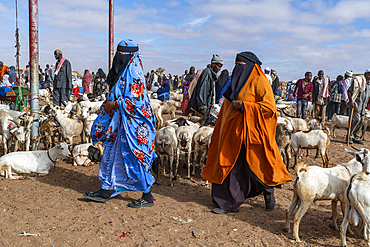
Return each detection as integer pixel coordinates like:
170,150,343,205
0,66,7,82
201,64,291,186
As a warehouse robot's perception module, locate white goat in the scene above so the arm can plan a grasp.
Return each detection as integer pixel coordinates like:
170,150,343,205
176,124,200,178
331,114,349,138
49,105,84,145
81,106,98,143
0,111,27,154
291,129,330,168
0,142,72,179
72,142,103,166
285,148,370,242
154,125,178,185
79,100,104,114
341,158,370,247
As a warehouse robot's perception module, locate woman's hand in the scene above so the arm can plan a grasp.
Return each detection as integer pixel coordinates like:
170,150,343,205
232,100,243,110
104,101,115,113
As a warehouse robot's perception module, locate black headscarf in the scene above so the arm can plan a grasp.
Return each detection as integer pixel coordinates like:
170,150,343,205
184,66,195,82
223,51,262,101
106,41,139,90
97,68,106,80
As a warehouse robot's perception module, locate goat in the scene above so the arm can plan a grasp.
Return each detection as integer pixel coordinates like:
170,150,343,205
80,106,98,143
79,100,104,114
158,100,181,127
72,142,103,166
275,123,291,170
193,126,214,177
49,105,84,145
340,153,370,247
154,125,178,186
331,114,349,138
0,142,72,179
176,124,199,178
285,148,370,242
291,129,330,168
0,111,27,154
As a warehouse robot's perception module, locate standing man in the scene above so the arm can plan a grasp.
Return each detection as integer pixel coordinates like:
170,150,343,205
45,64,50,82
264,67,272,85
293,72,313,119
347,70,370,144
312,70,329,125
53,49,72,106
339,70,353,116
189,54,224,124
271,69,280,95
202,52,291,214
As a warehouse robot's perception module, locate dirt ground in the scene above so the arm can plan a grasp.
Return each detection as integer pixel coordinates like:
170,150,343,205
0,109,369,246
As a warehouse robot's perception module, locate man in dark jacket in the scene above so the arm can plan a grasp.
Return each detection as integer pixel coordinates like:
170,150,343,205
53,49,72,106
312,70,329,125
189,54,223,124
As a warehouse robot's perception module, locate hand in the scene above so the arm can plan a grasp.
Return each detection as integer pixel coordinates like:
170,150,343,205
69,86,72,90
232,100,243,110
104,101,115,113
303,94,308,98
201,109,207,115
348,101,355,108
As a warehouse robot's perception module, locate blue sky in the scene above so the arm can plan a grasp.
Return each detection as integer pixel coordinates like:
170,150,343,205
1,0,370,81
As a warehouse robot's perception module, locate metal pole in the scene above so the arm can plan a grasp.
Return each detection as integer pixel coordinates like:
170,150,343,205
109,0,114,69
29,0,39,150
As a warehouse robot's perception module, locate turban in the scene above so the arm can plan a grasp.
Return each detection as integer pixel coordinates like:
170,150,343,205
365,69,370,74
54,49,62,55
345,70,353,77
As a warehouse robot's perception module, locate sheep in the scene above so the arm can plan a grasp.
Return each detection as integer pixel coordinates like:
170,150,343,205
39,115,60,149
149,99,162,129
193,126,214,177
0,142,72,179
78,100,104,114
275,123,291,170
285,117,309,131
285,148,370,242
277,117,294,132
189,116,202,123
331,114,349,138
169,92,183,102
72,142,104,166
165,117,189,127
291,129,330,168
0,111,27,154
340,159,370,247
176,124,200,178
154,125,178,186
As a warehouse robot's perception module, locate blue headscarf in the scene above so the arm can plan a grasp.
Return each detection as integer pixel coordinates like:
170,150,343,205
91,39,157,172
8,66,16,84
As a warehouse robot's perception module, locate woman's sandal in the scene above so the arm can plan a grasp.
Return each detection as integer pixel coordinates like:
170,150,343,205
128,198,154,208
83,189,110,203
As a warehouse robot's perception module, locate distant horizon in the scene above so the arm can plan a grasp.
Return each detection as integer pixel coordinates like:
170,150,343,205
1,0,370,82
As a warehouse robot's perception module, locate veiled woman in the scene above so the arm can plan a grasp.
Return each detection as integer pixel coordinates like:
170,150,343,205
93,68,108,97
84,40,157,208
82,69,93,94
202,52,291,214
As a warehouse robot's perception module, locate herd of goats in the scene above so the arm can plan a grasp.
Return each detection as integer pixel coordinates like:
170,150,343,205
0,87,370,246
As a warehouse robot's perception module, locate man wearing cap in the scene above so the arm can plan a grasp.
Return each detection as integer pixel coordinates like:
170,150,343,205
339,70,353,116
264,67,272,85
53,49,72,106
189,54,224,124
347,69,370,144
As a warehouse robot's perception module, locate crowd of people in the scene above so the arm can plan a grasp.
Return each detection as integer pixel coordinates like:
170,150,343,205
291,69,370,144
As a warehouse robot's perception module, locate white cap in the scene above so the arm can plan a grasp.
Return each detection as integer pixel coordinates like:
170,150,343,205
365,69,370,74
265,67,271,71
345,70,353,77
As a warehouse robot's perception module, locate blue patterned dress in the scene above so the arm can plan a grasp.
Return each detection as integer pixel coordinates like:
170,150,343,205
91,52,157,197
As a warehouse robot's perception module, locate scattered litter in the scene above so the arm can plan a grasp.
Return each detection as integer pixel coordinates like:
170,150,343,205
170,216,193,224
124,221,127,223
114,207,118,210
87,162,92,166
249,240,252,242
192,230,204,238
154,199,156,201
189,227,194,230
6,189,18,195
366,132,370,135
18,231,40,237
146,232,152,237
119,231,132,238
233,229,237,231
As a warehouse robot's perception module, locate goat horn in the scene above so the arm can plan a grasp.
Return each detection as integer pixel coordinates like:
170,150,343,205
351,146,361,151
9,119,21,128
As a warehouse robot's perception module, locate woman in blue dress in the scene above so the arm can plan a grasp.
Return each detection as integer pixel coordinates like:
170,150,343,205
84,39,157,208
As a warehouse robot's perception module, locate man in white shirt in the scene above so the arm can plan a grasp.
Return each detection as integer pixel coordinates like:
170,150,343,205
264,67,272,85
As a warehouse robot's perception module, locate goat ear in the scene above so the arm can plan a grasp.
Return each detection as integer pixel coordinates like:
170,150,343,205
356,153,362,162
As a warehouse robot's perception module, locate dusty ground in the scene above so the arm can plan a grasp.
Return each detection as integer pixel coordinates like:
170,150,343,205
0,109,369,246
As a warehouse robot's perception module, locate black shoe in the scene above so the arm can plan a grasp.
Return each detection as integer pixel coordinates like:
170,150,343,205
264,191,275,211
353,139,364,145
128,198,154,208
83,189,111,202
